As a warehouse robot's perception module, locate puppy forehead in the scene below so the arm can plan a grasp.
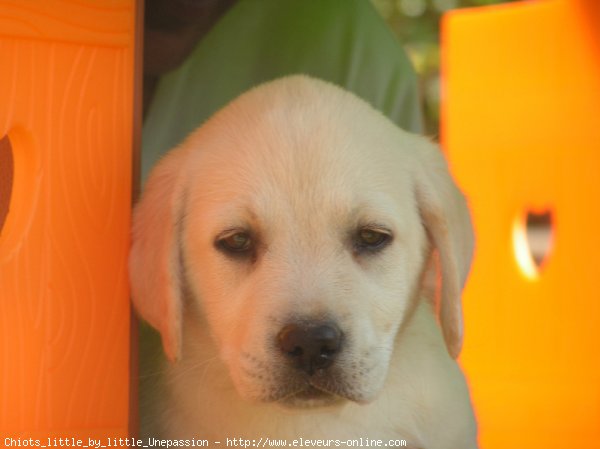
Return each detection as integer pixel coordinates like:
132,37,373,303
184,77,418,227
197,190,406,235
187,169,413,247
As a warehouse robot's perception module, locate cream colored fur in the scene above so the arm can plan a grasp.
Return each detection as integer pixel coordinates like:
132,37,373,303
130,76,477,448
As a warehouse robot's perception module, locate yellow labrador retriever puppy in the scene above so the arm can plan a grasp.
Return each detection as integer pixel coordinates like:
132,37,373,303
130,76,477,448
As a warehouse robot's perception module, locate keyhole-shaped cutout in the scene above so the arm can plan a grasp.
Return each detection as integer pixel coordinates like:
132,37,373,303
0,135,14,236
513,209,554,280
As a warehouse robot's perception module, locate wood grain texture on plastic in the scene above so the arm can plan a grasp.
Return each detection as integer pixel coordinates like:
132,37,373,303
0,0,137,439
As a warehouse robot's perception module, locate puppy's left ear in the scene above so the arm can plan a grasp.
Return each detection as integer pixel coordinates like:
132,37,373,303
129,146,191,362
414,142,474,359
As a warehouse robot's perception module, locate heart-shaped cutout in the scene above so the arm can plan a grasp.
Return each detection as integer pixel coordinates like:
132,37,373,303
513,209,554,280
0,134,13,236
526,210,553,268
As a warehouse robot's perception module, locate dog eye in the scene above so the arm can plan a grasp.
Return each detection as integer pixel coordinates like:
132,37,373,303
355,227,392,253
217,231,253,254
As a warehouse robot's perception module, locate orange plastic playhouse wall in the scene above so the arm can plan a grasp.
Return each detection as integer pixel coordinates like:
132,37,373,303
0,1,137,439
442,1,600,447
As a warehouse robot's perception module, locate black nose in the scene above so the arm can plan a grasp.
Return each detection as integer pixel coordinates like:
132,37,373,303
277,322,342,375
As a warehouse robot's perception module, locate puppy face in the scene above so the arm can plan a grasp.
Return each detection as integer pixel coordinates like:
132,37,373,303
130,76,473,410
182,115,426,407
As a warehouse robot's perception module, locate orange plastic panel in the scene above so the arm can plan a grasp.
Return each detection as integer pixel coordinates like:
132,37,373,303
442,1,600,447
0,0,137,439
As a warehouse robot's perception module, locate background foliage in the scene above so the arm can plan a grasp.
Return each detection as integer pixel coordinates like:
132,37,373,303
371,0,517,136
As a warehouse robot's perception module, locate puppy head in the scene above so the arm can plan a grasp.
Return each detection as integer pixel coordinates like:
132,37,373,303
129,75,473,407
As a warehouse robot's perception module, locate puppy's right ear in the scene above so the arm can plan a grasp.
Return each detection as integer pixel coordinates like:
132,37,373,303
413,142,474,359
129,146,191,362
